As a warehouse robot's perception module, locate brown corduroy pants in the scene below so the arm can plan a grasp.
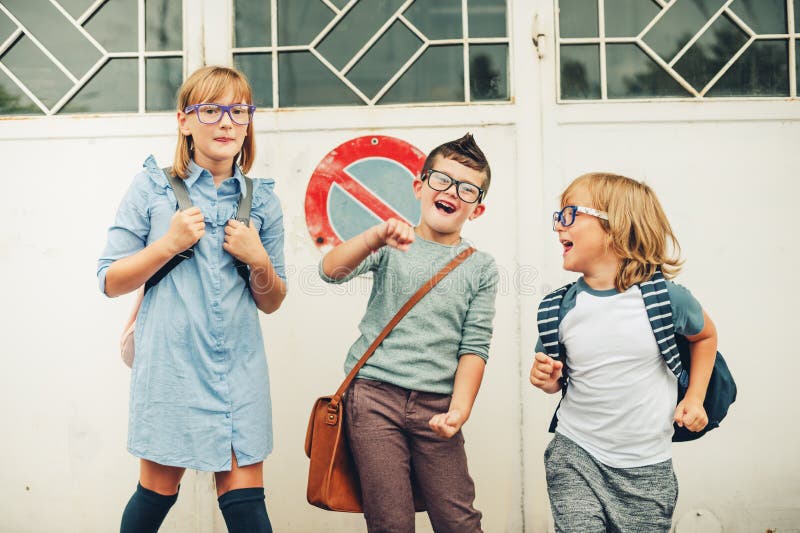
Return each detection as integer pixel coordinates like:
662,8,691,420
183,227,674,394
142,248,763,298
344,378,483,533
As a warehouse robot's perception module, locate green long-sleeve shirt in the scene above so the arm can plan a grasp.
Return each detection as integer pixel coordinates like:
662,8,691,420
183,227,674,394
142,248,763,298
320,236,499,394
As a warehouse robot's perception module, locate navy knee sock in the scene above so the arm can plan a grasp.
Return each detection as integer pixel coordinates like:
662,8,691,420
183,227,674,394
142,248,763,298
120,483,178,533
218,487,272,533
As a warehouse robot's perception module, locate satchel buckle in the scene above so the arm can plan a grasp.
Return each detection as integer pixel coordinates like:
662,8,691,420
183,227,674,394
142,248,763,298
325,403,339,425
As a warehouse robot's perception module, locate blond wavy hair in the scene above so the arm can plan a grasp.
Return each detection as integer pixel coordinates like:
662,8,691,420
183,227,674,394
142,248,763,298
562,172,683,291
172,66,256,178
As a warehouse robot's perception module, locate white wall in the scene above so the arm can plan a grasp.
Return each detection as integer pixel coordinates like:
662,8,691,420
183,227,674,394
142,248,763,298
0,0,798,531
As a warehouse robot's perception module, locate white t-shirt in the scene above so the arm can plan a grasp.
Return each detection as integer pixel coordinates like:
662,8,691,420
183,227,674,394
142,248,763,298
551,277,704,468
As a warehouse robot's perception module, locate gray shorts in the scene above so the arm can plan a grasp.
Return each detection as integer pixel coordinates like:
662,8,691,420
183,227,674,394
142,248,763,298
544,433,678,533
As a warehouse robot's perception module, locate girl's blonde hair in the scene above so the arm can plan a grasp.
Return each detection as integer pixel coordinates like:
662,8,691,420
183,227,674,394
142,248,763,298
562,172,683,292
172,66,256,178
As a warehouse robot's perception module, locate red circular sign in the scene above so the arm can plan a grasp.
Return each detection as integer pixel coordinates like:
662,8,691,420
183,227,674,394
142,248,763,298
305,135,425,250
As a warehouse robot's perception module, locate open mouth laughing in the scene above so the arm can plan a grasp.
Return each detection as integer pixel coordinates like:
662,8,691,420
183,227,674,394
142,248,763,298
435,199,456,214
561,239,573,254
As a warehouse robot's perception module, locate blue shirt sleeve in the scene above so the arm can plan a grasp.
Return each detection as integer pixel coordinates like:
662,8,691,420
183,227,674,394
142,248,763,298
666,280,704,336
252,179,287,282
97,172,152,295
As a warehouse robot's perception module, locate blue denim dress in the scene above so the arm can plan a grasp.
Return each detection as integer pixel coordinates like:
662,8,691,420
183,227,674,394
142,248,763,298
98,156,286,471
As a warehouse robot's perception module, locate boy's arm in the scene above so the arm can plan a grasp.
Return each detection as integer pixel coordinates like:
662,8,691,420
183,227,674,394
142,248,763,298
674,309,717,432
321,218,414,280
429,354,485,438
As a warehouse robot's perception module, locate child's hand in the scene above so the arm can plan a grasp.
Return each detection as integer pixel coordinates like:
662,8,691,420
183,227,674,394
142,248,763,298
674,398,708,433
428,409,464,439
164,206,205,253
530,352,563,394
223,219,268,266
373,218,415,251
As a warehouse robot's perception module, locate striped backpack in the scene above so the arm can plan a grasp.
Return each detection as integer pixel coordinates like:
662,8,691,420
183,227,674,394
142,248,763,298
537,270,736,442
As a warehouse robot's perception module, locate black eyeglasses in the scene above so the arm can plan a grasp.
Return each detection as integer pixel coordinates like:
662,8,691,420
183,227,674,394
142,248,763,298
184,103,256,125
552,205,609,230
422,169,485,204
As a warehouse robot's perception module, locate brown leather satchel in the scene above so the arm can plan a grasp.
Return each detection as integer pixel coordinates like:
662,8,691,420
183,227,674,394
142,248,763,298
305,247,476,512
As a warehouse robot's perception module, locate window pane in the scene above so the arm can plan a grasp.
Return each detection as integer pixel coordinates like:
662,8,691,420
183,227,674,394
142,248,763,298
707,40,788,96
559,44,600,99
346,20,422,99
404,0,462,40
328,0,349,8
84,0,137,53
729,0,787,34
6,0,101,78
62,58,138,112
278,51,362,106
379,45,464,104
145,0,182,51
674,14,749,91
58,0,95,19
796,0,800,33
643,0,726,61
0,69,41,114
604,0,661,38
469,44,508,100
559,0,598,38
146,57,182,111
607,43,689,97
277,0,334,46
235,0,270,47
317,0,406,70
234,53,272,108
0,10,17,44
1,34,73,108
468,0,507,38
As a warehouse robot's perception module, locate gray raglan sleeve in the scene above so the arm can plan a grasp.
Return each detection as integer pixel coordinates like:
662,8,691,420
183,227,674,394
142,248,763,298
666,280,705,336
458,256,499,361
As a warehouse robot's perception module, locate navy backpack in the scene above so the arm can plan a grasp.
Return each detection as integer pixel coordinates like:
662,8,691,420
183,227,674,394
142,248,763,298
537,270,736,442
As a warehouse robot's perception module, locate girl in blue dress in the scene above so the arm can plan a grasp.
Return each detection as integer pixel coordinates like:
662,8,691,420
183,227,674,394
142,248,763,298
98,66,286,533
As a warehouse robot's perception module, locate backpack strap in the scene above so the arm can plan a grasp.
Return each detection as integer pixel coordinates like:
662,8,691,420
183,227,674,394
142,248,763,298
638,269,688,387
537,283,574,433
232,175,253,288
144,168,195,292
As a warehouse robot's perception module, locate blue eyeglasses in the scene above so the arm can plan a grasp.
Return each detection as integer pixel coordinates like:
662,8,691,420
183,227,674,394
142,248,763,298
184,103,256,125
552,205,609,230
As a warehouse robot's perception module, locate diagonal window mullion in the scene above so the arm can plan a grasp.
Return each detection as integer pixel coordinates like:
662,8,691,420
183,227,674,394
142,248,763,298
724,6,757,38
340,0,416,76
0,4,79,83
308,47,371,104
48,0,109,56
372,42,429,104
0,28,22,56
698,36,754,96
0,62,50,113
636,0,676,40
636,38,700,96
50,55,110,114
308,1,358,49
320,0,342,15
76,0,110,25
398,14,427,42
667,0,734,68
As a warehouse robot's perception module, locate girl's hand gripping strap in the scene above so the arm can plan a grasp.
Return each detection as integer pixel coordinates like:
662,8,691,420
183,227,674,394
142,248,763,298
326,247,477,412
536,283,574,393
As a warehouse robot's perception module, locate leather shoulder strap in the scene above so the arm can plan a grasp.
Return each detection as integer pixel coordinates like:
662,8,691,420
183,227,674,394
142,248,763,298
329,247,477,406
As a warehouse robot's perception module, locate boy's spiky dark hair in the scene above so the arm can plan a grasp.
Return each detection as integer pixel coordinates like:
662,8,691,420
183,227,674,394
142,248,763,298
422,133,492,198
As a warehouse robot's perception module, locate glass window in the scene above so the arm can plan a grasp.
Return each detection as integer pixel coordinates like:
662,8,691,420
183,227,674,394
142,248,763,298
558,0,798,100
560,45,601,99
559,0,598,38
232,0,511,107
0,0,185,116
